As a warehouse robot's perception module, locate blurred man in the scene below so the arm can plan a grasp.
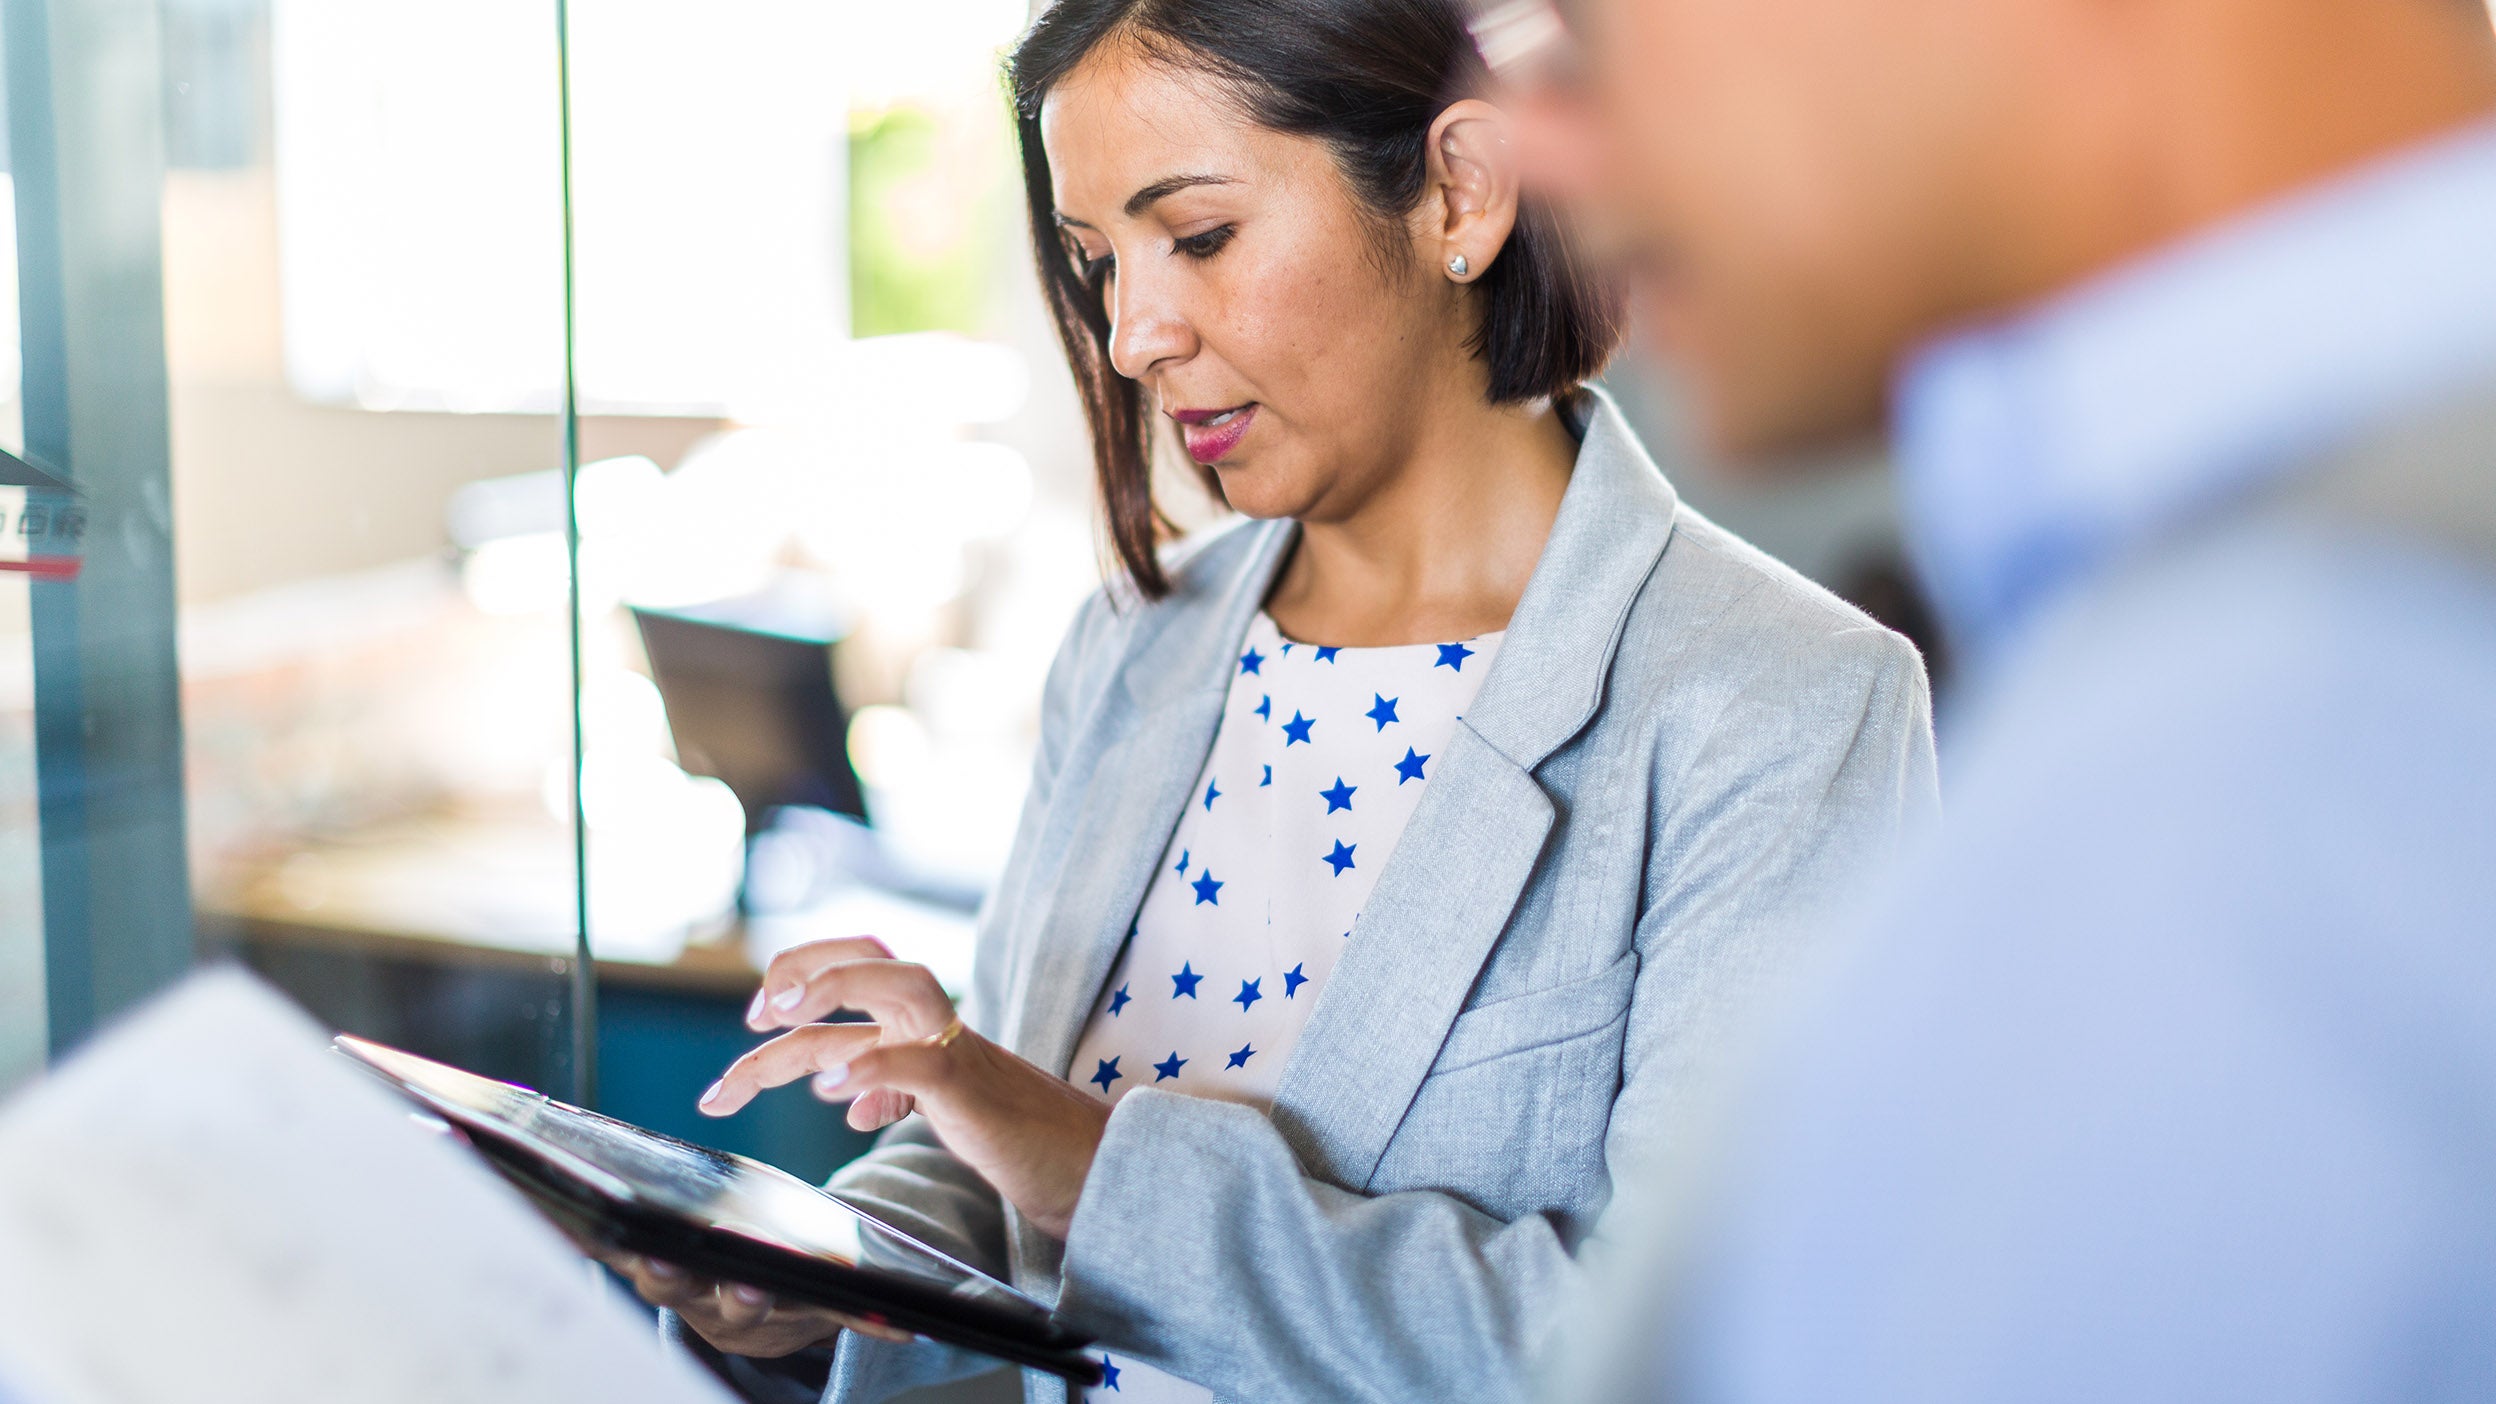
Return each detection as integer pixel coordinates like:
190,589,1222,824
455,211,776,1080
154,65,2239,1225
1474,0,2496,1398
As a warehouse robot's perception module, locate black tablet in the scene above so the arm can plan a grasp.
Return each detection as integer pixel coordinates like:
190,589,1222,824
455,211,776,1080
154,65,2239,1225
333,1035,1101,1386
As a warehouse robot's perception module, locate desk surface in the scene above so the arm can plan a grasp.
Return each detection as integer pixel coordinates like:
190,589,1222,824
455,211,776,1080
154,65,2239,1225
199,807,979,999
205,909,764,997
198,805,756,997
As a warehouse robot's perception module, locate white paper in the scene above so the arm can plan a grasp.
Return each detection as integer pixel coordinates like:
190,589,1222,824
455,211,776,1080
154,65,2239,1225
0,969,731,1404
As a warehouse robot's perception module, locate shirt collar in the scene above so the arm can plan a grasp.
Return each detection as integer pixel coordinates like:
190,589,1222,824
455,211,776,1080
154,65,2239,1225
1894,115,2496,656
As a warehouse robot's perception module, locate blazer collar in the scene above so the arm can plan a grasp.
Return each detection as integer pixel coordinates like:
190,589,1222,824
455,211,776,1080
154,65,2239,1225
1112,516,1299,720
1464,386,1681,767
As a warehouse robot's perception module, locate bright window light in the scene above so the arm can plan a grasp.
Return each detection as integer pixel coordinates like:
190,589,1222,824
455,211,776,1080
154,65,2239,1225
270,0,848,415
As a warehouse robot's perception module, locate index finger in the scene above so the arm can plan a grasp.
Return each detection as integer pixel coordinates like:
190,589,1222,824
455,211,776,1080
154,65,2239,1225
700,1021,888,1118
747,937,896,1029
756,958,955,1039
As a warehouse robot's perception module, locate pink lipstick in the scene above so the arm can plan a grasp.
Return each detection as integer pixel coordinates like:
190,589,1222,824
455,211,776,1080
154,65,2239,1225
1170,404,1257,464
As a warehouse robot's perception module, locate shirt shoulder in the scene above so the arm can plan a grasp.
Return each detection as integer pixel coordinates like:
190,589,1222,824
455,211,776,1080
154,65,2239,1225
1937,517,2496,927
1839,518,2496,1148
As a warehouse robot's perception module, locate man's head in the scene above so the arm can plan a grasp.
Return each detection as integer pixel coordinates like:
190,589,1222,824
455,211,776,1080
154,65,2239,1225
1496,0,2496,461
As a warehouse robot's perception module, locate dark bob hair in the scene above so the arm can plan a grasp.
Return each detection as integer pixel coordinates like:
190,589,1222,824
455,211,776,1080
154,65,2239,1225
1009,0,1625,600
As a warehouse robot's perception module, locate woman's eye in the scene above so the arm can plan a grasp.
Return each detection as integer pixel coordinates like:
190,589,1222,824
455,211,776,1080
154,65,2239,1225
1172,225,1235,260
1067,237,1114,289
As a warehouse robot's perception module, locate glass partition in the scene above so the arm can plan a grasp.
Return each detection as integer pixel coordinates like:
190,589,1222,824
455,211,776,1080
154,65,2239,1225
0,61,39,1092
2,0,198,1089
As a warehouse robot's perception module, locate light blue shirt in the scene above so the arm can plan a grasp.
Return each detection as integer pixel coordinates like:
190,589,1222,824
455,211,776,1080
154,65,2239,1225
1897,116,2496,653
1655,119,2496,1402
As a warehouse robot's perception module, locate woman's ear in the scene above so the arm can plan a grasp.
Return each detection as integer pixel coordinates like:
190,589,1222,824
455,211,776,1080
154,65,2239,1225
1423,98,1522,284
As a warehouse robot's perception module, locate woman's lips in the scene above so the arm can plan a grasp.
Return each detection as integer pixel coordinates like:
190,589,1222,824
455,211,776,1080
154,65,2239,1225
1172,404,1257,464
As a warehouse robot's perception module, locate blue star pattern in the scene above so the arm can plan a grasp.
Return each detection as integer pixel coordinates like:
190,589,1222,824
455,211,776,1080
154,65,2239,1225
1099,1356,1121,1391
1069,611,1502,1404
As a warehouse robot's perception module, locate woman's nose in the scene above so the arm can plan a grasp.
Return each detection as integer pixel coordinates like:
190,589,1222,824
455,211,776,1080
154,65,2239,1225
1106,273,1197,382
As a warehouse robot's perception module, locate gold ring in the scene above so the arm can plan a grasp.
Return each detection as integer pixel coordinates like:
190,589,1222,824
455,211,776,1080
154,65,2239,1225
930,1016,967,1049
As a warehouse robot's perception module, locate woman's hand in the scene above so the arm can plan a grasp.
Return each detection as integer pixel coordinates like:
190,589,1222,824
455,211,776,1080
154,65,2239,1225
595,1248,912,1356
702,937,1114,1240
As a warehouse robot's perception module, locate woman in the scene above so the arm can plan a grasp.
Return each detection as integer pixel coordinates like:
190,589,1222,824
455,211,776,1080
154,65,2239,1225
615,0,1937,1399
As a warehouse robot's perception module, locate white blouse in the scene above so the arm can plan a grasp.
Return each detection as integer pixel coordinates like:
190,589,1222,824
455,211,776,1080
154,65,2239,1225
1067,610,1502,1400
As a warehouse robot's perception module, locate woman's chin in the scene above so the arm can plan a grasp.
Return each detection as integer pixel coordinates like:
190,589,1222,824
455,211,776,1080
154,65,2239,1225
1208,464,1317,523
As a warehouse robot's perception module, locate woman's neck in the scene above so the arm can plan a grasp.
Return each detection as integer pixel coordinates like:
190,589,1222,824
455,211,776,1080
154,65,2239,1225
1263,391,1579,648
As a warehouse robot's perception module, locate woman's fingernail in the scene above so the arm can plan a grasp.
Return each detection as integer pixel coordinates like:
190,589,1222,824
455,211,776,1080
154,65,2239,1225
745,988,767,1025
698,1080,723,1108
811,1066,849,1097
771,985,805,1012
730,1284,769,1306
646,1260,683,1280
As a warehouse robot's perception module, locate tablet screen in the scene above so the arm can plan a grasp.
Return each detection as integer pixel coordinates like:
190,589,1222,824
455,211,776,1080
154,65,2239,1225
336,1037,1044,1323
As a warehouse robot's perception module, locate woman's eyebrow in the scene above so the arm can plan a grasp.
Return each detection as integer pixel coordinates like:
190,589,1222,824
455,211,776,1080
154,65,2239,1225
1123,172,1235,216
1052,172,1241,230
1053,173,1237,231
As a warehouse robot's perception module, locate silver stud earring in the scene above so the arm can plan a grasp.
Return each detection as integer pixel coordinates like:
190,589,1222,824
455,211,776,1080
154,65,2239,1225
1447,253,1469,278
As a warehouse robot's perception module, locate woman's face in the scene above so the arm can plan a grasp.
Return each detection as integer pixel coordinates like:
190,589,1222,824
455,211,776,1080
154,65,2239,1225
1042,42,1477,524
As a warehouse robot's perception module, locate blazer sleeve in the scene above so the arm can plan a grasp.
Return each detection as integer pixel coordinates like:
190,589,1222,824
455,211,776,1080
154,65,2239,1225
1049,624,1939,1404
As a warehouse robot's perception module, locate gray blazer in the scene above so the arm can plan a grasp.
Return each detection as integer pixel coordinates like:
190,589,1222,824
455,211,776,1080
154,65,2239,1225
730,392,1936,1403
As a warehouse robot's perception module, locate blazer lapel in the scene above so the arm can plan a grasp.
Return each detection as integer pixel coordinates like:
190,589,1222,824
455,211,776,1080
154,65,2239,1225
1006,520,1299,1079
1267,725,1554,1187
1268,389,1682,1188
1004,701,1219,1075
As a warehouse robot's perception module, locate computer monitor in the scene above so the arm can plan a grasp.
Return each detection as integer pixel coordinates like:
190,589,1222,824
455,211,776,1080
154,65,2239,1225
631,589,866,834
